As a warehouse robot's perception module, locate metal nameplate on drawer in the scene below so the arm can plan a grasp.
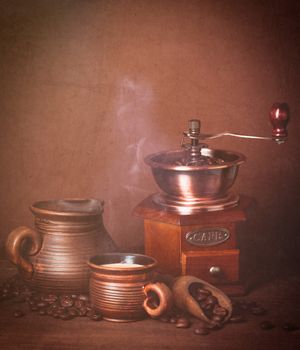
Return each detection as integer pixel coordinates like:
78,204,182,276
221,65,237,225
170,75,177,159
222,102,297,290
185,228,230,247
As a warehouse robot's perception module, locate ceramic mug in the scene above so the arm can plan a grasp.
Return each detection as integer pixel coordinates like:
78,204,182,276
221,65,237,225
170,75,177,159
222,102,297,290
88,253,173,322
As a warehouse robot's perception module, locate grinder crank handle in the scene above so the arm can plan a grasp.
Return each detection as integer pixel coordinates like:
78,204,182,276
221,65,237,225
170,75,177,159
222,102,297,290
5,226,43,278
183,103,290,145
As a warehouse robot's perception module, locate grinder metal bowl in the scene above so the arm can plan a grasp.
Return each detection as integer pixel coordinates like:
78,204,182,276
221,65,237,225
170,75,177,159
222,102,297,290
145,147,245,213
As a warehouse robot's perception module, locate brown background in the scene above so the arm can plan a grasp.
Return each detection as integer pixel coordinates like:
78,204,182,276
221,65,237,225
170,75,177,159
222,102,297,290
0,0,299,272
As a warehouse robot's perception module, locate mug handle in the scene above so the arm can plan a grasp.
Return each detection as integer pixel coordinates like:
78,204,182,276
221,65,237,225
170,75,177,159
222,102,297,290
143,282,173,317
5,226,42,278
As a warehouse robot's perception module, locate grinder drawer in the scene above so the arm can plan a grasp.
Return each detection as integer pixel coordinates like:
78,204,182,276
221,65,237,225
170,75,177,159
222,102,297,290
181,249,239,284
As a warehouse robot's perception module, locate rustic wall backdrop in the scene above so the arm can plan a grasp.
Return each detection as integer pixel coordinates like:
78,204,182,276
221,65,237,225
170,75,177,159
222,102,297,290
0,0,299,271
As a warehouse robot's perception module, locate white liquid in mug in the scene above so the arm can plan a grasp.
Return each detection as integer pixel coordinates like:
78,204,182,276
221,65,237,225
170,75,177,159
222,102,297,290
103,263,143,268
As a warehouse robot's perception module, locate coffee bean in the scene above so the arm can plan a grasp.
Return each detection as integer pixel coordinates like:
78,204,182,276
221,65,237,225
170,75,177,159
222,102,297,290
74,299,86,309
13,290,20,297
38,309,47,316
247,300,258,308
159,315,170,323
206,295,218,305
46,308,53,315
86,309,93,317
89,312,102,321
212,314,225,323
251,307,266,316
59,295,74,308
176,317,191,328
169,317,177,324
188,284,198,298
196,288,211,297
260,321,275,330
213,306,228,317
20,287,32,297
2,293,13,300
32,295,41,302
13,296,26,304
37,302,48,309
30,305,38,312
195,292,208,303
49,301,60,310
59,306,68,314
59,310,73,320
229,315,245,323
13,310,25,318
207,322,223,330
68,307,79,317
194,327,209,335
203,302,214,313
77,294,89,302
77,307,87,316
233,299,249,310
41,294,58,304
282,323,298,332
27,298,36,306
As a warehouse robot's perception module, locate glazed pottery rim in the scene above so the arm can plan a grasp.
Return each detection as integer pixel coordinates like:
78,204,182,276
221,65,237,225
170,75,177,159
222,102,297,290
88,253,157,271
144,148,246,171
30,198,103,217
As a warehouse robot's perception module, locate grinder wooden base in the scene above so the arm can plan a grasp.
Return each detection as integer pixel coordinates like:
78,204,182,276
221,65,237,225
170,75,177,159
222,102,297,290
134,194,253,296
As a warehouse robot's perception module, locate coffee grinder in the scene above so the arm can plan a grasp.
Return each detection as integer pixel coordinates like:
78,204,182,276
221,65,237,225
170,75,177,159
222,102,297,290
134,103,289,296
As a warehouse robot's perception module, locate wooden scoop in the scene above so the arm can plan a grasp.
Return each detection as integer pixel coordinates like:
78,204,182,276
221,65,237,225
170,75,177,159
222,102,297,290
154,274,232,326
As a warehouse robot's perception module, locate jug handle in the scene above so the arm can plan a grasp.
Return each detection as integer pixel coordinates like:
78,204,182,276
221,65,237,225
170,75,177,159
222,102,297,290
143,282,173,318
5,226,42,278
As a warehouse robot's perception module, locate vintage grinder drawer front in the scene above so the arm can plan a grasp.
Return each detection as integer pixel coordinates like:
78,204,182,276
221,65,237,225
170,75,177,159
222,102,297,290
182,250,239,284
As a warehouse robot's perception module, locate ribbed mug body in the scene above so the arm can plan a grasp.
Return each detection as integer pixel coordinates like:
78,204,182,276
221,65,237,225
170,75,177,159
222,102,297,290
88,254,157,322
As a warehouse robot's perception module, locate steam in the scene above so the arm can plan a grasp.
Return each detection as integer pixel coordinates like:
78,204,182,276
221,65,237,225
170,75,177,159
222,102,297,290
104,76,175,244
114,76,172,184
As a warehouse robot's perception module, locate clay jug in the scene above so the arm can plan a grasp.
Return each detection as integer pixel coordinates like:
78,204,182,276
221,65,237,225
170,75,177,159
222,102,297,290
5,198,115,293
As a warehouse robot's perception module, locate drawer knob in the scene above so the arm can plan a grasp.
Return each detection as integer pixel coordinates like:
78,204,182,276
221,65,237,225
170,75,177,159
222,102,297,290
209,266,222,277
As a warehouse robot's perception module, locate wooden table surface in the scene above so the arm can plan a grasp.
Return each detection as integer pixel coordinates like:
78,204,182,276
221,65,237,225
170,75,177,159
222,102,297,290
1,259,300,350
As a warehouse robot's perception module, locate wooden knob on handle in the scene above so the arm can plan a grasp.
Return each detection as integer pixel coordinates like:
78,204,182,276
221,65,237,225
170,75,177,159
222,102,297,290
270,103,289,144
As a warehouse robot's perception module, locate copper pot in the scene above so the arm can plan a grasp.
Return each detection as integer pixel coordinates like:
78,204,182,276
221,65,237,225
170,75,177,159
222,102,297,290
88,253,173,322
5,199,115,293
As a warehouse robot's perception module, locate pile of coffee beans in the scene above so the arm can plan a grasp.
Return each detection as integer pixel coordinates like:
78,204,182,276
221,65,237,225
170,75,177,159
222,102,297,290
174,155,225,167
158,310,191,329
155,283,229,336
157,283,299,336
230,299,298,332
1,274,299,334
189,282,228,325
230,299,266,323
0,274,102,321
158,308,222,336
